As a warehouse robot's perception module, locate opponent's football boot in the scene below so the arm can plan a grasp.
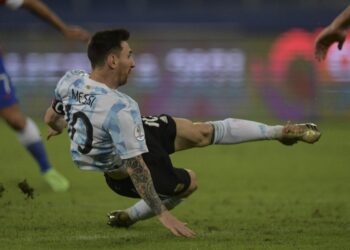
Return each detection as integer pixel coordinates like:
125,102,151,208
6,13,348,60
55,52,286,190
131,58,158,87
43,169,69,192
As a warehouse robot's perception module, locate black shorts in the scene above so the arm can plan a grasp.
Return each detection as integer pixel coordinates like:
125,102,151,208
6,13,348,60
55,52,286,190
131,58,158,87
104,114,191,199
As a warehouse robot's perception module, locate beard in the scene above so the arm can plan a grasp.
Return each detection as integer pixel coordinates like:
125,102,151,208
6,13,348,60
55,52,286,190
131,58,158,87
118,74,129,86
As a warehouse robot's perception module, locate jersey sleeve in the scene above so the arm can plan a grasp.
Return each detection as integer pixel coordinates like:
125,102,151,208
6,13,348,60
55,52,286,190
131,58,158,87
54,70,75,101
1,0,24,9
51,98,65,115
104,101,148,160
51,71,72,115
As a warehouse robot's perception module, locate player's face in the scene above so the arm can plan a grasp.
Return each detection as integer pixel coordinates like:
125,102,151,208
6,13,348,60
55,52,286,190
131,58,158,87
116,41,135,86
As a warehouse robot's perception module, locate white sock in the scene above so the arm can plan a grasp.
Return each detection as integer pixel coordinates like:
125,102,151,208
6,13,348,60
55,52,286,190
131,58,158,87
16,118,52,173
126,197,183,221
16,118,41,145
209,118,283,144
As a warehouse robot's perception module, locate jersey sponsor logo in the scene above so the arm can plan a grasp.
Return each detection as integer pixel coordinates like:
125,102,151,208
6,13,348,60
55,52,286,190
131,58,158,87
134,124,145,141
71,89,96,107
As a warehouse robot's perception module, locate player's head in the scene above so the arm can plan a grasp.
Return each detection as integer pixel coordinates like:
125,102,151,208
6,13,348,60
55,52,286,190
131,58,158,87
88,29,135,86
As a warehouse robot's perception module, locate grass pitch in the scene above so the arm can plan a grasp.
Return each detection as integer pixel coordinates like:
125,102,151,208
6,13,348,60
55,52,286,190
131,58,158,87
0,120,349,250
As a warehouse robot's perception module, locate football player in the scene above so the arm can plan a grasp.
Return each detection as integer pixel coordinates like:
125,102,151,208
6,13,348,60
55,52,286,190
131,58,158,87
45,29,321,237
0,0,90,191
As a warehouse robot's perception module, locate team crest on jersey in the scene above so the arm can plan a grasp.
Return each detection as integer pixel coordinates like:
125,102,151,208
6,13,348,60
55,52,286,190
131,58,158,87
134,124,145,141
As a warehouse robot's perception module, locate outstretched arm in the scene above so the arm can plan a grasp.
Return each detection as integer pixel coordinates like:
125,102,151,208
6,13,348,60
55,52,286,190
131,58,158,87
124,155,195,237
315,5,350,61
21,0,90,41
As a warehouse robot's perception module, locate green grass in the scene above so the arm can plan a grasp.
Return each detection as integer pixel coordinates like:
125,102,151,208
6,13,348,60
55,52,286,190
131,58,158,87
0,120,349,250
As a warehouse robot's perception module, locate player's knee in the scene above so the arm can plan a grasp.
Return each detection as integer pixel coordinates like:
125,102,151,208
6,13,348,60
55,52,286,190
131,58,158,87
181,170,198,198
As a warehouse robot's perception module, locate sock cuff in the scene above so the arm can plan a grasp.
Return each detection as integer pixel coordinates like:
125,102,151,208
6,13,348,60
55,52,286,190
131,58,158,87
16,118,41,146
207,120,225,144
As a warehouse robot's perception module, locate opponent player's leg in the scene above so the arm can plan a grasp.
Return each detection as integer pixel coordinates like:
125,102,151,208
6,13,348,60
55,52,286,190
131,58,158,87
0,104,69,192
0,58,69,192
107,169,197,227
174,117,321,151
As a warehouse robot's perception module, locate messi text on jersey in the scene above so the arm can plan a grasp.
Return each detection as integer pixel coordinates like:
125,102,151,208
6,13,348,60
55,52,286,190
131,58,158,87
71,89,96,107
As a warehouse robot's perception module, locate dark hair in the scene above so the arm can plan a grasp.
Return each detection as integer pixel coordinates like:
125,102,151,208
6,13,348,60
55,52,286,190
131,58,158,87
87,29,130,69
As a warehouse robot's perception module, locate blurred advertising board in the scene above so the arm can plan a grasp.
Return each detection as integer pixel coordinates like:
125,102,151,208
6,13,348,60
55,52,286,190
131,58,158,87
2,27,349,121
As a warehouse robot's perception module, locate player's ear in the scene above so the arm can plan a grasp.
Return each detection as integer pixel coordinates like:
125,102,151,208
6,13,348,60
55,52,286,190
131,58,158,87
106,53,119,69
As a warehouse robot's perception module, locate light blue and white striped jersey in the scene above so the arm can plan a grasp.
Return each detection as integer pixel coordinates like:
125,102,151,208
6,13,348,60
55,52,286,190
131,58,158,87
54,69,148,172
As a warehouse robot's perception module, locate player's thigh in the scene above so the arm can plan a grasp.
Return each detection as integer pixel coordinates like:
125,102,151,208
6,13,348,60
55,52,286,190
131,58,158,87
143,114,176,154
105,149,192,199
0,104,26,130
173,117,214,151
104,166,192,200
143,149,192,198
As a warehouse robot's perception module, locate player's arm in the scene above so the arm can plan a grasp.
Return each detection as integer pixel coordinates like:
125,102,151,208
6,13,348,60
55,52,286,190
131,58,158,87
44,106,66,132
329,5,350,31
124,155,195,238
44,105,67,140
21,0,90,41
315,5,350,61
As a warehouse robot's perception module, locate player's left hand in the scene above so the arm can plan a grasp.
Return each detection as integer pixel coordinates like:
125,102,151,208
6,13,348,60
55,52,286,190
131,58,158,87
315,26,347,61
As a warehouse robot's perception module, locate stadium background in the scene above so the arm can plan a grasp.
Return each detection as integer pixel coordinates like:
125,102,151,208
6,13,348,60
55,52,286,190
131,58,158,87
1,0,349,122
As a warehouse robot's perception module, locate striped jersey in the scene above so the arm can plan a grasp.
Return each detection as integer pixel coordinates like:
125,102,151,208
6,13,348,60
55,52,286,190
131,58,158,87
53,69,148,172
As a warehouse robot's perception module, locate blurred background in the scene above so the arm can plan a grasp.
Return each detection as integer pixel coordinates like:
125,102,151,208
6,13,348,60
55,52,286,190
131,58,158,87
1,0,350,122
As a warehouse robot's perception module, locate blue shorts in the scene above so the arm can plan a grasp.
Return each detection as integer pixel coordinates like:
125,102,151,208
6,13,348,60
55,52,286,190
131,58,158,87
0,55,18,109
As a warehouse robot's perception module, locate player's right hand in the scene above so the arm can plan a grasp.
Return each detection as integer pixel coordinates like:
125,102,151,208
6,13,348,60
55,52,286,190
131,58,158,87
315,26,347,61
158,211,195,238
